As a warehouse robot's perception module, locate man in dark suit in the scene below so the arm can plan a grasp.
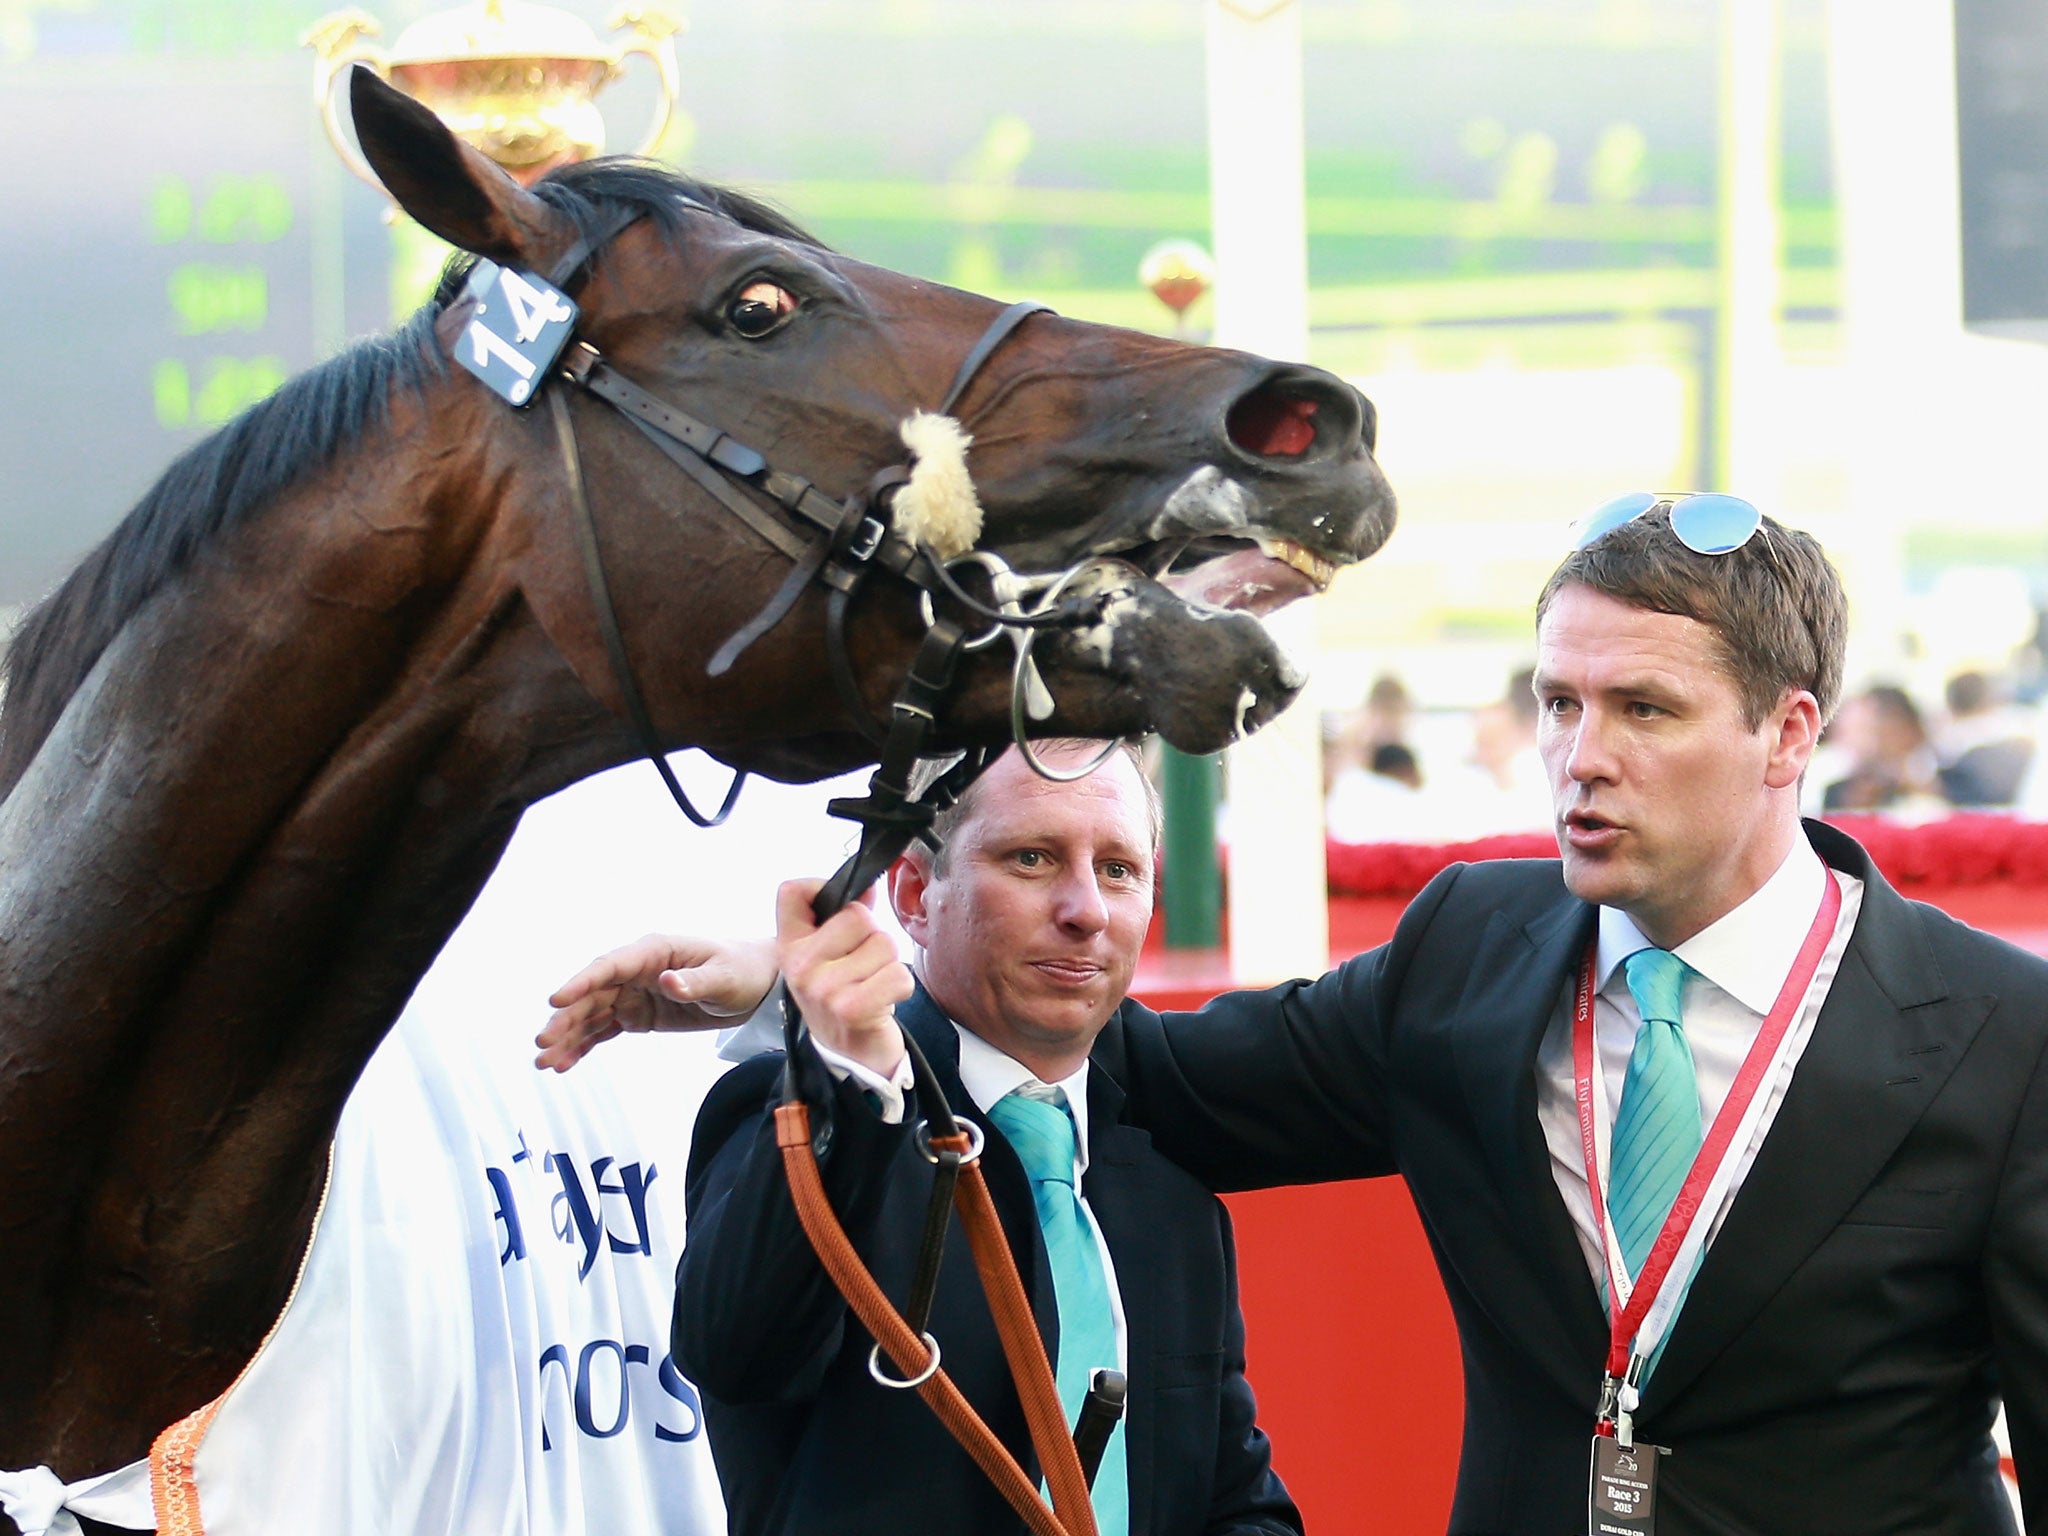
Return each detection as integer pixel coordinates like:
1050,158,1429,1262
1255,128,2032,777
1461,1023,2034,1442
1091,502,2045,1534
543,502,2044,1534
668,741,1299,1536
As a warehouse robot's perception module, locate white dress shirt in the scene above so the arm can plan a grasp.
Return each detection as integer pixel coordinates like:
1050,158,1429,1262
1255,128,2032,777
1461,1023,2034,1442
1535,838,1866,1289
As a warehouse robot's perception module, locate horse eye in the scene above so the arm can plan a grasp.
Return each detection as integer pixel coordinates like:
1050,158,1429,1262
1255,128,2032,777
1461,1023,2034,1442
728,280,798,338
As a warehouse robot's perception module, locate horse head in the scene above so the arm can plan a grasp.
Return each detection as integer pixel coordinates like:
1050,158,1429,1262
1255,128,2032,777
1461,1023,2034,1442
0,78,1400,1479
350,69,1395,777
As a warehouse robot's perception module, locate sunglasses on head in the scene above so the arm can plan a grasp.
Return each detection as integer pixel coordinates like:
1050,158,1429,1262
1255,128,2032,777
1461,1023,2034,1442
1572,491,1763,554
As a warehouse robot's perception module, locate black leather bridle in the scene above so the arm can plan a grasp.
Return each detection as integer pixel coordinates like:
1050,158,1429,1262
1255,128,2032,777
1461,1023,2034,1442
529,200,1129,914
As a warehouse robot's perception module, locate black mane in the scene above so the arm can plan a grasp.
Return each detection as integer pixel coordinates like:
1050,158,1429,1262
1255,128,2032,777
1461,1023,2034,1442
0,164,819,797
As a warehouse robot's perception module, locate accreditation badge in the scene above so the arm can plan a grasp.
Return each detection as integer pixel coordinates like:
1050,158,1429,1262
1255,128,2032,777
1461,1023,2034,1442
1588,1433,1663,1536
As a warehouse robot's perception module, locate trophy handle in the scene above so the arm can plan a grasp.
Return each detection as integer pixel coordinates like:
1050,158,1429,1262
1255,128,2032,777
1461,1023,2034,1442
303,10,395,191
607,4,684,159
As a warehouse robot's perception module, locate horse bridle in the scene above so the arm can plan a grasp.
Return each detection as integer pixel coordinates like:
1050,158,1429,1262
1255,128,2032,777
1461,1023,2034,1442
520,202,1127,1535
535,204,1128,888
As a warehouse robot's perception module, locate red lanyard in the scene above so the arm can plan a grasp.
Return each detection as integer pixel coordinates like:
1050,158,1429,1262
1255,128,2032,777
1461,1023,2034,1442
1574,870,1842,1384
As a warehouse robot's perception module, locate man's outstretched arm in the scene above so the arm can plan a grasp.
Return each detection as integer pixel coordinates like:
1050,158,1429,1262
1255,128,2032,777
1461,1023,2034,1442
1095,862,1471,1193
535,931,779,1070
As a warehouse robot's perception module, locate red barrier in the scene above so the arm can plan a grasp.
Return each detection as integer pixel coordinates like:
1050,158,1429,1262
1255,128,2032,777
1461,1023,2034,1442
1223,1178,1460,1534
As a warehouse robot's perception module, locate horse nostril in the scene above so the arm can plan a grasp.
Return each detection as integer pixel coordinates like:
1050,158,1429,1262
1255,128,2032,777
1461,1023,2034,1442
1225,371,1369,461
1227,386,1320,458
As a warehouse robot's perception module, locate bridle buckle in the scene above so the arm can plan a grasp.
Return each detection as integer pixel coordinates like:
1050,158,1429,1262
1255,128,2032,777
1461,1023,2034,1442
560,340,601,386
846,515,886,563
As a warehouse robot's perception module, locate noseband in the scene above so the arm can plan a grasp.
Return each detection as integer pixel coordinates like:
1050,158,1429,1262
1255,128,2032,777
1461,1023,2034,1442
463,203,1130,909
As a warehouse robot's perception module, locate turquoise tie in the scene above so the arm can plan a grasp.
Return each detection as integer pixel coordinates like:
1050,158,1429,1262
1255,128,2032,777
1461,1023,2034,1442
1609,948,1703,1370
986,1088,1129,1536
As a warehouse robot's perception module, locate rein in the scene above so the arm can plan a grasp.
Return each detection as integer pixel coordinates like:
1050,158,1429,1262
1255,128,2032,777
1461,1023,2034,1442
491,202,1124,1531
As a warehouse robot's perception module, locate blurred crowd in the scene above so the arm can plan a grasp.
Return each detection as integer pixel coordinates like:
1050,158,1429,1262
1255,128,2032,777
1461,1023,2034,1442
1805,668,2041,818
1323,669,1549,843
1322,663,2048,845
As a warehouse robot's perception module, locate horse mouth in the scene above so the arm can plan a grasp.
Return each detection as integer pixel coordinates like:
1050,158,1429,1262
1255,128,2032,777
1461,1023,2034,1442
1149,534,1337,617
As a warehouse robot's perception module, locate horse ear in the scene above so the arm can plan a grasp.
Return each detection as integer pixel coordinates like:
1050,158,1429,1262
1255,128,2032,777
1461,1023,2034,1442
348,66,573,269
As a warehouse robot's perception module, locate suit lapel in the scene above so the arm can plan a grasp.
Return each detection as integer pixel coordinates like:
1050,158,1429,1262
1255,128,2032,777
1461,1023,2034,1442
1642,826,1993,1410
1452,891,1610,1402
1081,1070,1153,1536
898,985,1057,1360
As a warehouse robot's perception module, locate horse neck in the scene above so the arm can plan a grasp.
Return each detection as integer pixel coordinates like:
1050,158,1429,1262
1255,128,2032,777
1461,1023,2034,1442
0,378,623,1472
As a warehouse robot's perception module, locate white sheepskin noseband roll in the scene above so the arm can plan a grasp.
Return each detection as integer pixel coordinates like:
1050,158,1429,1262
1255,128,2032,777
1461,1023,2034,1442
891,411,984,561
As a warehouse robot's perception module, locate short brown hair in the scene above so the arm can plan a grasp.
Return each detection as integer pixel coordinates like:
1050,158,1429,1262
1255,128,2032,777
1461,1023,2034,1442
1535,506,1847,729
907,741,1162,874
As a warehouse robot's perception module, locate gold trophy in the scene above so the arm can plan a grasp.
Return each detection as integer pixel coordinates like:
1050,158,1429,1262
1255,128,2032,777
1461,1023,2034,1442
1139,238,1215,340
305,0,682,188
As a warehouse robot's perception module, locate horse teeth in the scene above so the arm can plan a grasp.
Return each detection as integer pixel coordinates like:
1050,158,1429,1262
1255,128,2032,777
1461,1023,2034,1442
1271,539,1335,590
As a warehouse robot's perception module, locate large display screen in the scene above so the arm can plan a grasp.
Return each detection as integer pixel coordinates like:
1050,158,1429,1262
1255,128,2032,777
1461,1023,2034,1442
4,0,1830,648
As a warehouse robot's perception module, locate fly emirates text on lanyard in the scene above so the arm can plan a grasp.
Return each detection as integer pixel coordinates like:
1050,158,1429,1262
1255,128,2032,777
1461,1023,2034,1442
1577,871,1842,1536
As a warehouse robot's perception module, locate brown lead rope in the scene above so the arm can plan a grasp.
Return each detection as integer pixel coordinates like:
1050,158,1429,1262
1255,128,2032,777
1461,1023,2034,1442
948,1154,1101,1530
774,1103,1100,1536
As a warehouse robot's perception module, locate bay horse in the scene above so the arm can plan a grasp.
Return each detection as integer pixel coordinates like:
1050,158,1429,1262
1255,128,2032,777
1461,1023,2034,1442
0,68,1394,1493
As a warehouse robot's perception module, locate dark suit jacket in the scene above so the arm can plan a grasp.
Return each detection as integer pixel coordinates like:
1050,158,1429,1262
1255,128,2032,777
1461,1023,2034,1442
1094,821,2047,1536
674,983,1299,1536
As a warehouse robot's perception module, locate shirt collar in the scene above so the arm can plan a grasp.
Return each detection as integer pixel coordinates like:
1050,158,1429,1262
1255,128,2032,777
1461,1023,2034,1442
952,1023,1093,1173
1595,837,1829,1016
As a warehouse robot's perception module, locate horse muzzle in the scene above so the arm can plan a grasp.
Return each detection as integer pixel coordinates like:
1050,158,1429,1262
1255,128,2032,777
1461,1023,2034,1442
1021,566,1307,754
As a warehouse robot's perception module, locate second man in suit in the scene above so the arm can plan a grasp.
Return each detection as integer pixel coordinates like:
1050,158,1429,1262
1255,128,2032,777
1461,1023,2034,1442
1091,500,2045,1534
669,740,1299,1536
